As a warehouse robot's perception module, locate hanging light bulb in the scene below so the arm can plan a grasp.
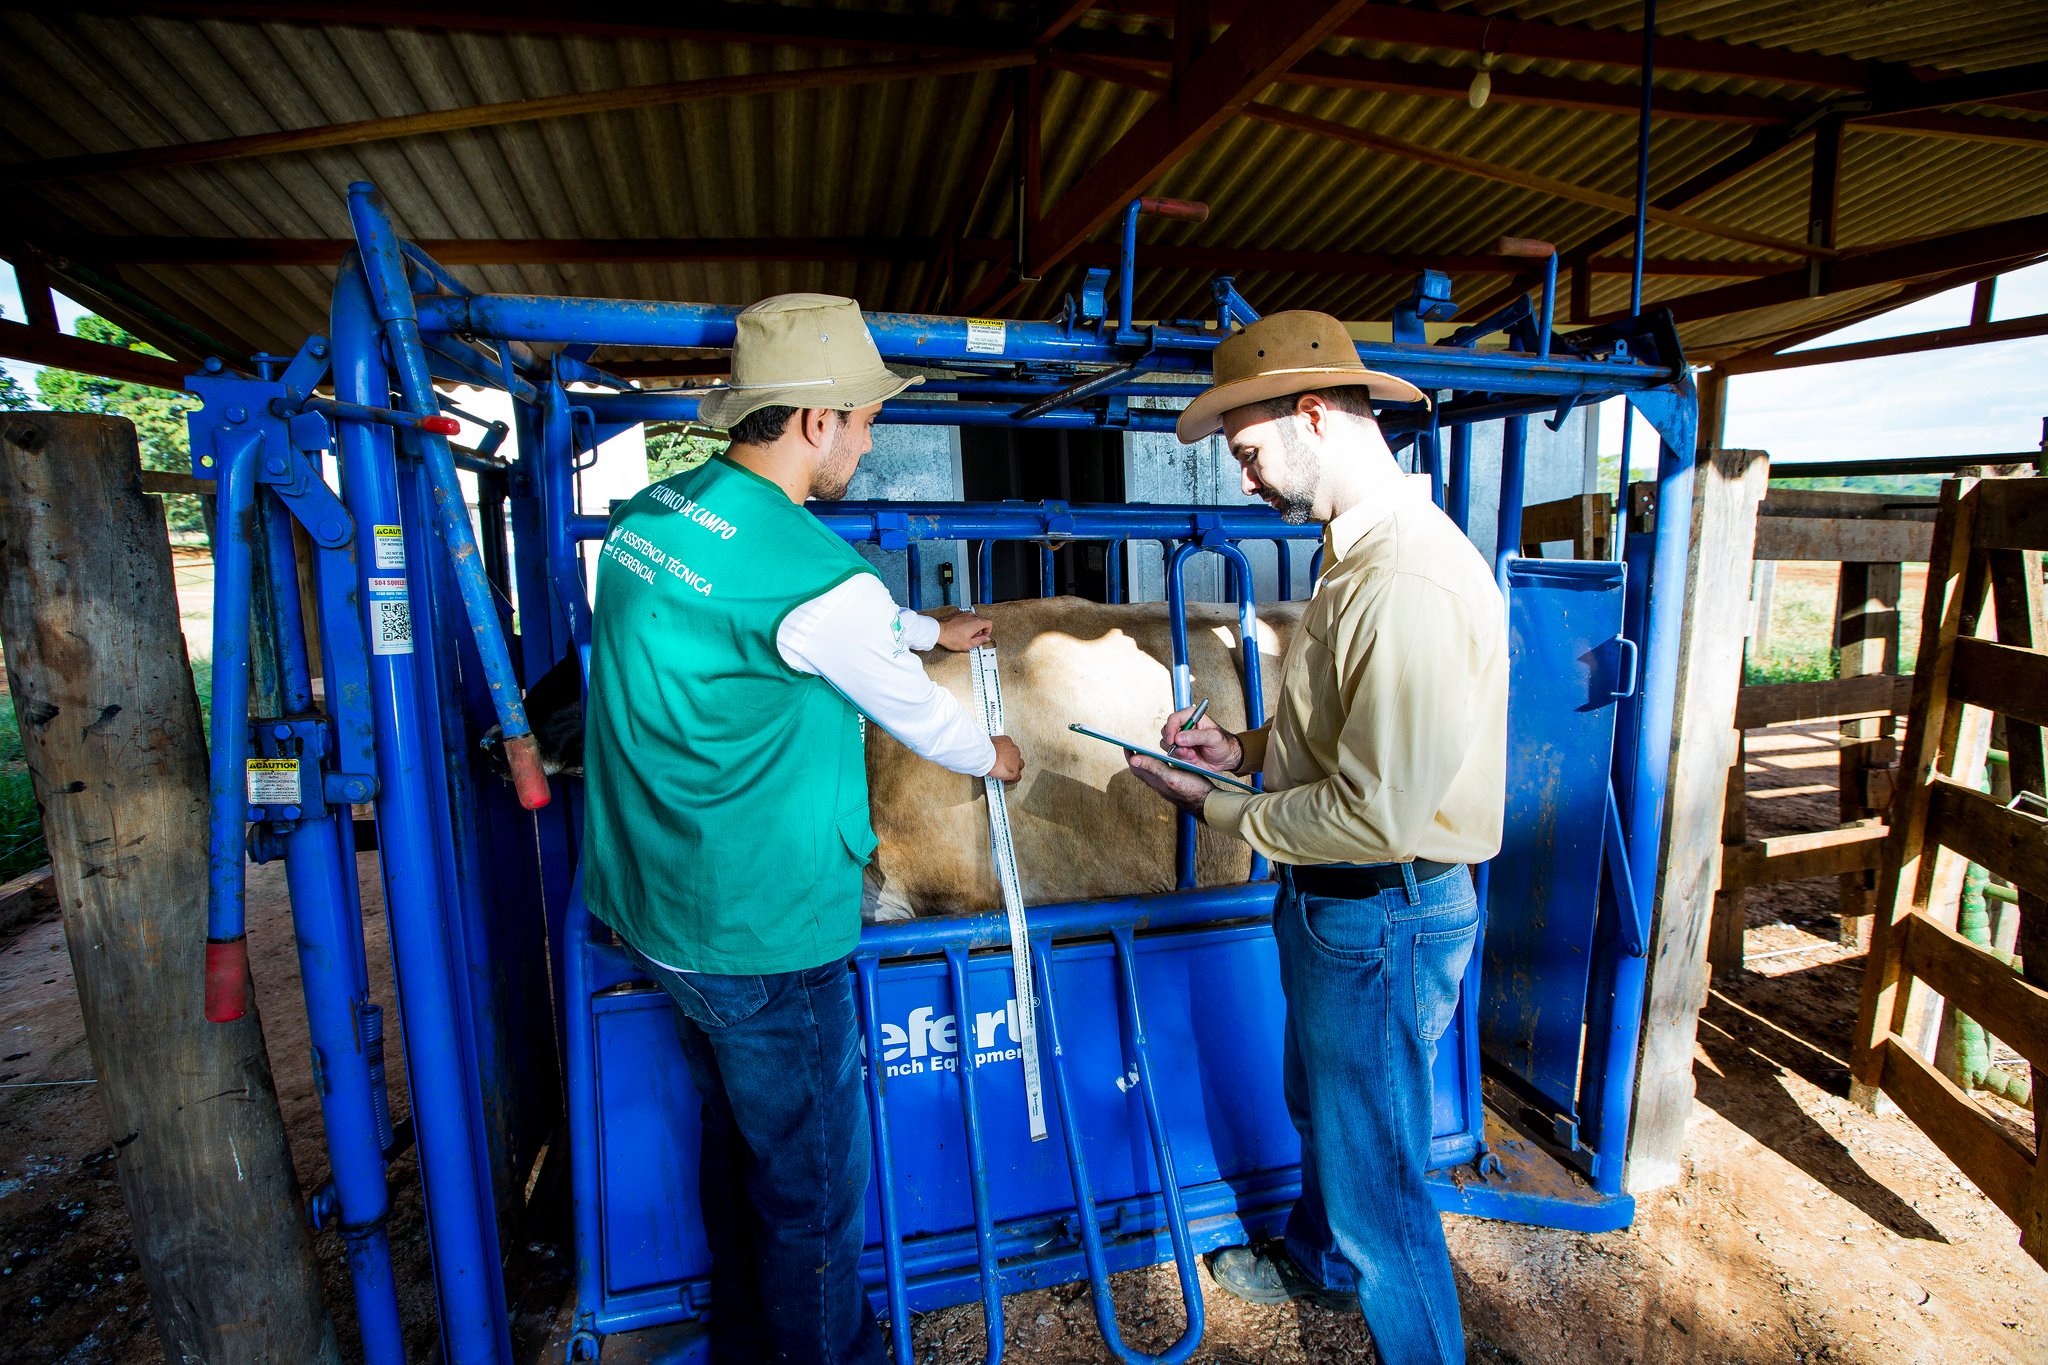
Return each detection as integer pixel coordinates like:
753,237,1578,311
1468,51,1496,110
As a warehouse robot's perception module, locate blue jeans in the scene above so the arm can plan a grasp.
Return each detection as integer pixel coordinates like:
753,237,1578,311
632,949,886,1365
1274,864,1479,1365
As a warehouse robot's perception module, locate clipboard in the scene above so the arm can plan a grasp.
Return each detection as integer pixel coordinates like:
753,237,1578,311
1068,723,1259,792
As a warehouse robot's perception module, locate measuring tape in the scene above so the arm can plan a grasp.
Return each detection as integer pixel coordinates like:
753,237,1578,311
969,646,1048,1142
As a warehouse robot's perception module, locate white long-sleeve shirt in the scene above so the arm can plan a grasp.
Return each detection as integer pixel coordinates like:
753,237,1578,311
776,574,997,778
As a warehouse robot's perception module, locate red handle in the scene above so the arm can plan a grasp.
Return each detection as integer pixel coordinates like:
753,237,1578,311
205,938,250,1023
504,733,553,810
1495,236,1557,259
421,415,463,435
1138,197,1210,223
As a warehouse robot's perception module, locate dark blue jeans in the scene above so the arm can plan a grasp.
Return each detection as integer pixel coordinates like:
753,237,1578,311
1274,863,1479,1365
632,949,886,1365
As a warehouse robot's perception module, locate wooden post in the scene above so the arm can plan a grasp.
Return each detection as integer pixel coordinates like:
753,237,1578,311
1835,559,1903,946
1707,729,1749,970
0,414,339,1363
1626,445,1770,1193
1749,559,1777,655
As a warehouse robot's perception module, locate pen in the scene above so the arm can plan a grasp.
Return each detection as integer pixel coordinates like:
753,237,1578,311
1180,698,1211,732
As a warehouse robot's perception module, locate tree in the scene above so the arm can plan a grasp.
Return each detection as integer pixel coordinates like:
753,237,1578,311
35,316,205,536
0,305,32,411
645,423,726,480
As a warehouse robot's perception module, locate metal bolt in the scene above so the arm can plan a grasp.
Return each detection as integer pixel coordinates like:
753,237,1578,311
318,518,345,543
282,805,302,821
310,340,329,358
346,779,369,801
203,356,224,373
226,406,247,424
273,724,291,739
246,805,264,822
265,455,288,476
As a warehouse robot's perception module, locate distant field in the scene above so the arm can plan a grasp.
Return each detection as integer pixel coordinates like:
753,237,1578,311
1746,561,1928,686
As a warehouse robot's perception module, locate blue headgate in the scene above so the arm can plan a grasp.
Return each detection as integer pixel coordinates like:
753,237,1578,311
184,182,1698,1364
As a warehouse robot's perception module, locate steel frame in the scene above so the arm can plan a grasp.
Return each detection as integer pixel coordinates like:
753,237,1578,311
182,179,1696,1365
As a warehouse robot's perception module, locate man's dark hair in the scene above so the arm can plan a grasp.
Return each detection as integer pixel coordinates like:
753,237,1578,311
1243,386,1377,426
726,404,798,447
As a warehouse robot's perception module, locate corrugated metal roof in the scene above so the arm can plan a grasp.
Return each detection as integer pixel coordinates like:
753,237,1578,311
1,1,2043,372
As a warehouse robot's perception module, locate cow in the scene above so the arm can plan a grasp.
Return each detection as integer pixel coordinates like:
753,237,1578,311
487,597,1300,917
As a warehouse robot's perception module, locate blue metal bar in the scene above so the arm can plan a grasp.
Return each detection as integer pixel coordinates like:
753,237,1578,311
1030,937,1200,1365
566,502,1325,549
942,946,1006,1364
1039,543,1056,598
1447,424,1473,535
334,256,513,1365
905,541,924,611
419,297,1677,398
1164,540,1268,889
1273,539,1293,601
1494,417,1530,577
1117,199,1142,342
346,183,550,812
974,540,994,606
1107,925,1205,1359
1107,539,1126,604
855,956,915,1365
261,493,403,1361
1630,2,1657,320
203,421,260,1021
541,382,594,647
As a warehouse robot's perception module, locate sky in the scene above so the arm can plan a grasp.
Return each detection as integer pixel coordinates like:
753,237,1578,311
1599,260,2048,467
7,259,2046,468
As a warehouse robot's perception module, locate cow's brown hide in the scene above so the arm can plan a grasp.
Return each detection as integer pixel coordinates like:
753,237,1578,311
865,596,1301,918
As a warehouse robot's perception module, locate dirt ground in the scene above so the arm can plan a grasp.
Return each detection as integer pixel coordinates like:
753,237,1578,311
2,716,2043,1364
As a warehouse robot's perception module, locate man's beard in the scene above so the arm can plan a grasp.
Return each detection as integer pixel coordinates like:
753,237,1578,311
1265,423,1321,524
807,422,863,499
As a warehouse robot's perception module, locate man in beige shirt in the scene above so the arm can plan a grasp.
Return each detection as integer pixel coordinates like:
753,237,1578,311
1127,310,1507,1365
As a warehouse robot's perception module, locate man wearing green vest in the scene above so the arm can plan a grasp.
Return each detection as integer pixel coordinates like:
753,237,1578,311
583,294,1024,1365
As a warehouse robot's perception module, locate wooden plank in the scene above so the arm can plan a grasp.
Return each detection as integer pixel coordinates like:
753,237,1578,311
1878,1038,2034,1224
0,864,54,941
1759,487,1940,521
1719,821,1888,891
1735,674,1911,728
1928,777,2048,901
1519,492,1612,557
1951,636,2048,729
1851,480,1980,1103
0,319,189,390
0,413,338,1359
139,469,215,498
1902,912,2048,1073
1753,515,1934,563
1628,446,1770,1192
1709,731,1747,971
1967,477,2048,553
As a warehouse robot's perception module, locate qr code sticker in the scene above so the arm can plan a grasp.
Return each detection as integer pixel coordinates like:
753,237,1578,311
373,597,413,655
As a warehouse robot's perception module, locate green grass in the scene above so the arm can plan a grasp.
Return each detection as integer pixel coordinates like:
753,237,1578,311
0,655,213,883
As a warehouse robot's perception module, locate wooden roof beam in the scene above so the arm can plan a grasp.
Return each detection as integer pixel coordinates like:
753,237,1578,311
0,318,189,390
1594,212,2048,325
1243,103,1826,259
0,53,1028,186
25,233,1781,279
1001,0,1368,311
1722,311,2048,374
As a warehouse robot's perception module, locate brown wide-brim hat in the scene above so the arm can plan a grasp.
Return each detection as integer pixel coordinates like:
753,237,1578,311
697,292,922,430
1176,310,1426,444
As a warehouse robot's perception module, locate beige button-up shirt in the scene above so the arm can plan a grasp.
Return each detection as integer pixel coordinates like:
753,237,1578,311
1202,480,1509,867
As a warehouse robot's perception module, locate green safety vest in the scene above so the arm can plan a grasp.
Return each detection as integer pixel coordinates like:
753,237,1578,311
581,457,880,975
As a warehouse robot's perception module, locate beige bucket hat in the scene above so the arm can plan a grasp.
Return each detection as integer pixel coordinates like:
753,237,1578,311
1176,310,1425,444
696,293,922,430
